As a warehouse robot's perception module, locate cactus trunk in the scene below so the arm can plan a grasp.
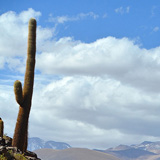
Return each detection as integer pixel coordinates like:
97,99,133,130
12,18,36,152
0,118,4,138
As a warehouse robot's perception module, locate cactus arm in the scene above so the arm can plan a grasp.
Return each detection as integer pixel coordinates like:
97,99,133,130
14,80,24,105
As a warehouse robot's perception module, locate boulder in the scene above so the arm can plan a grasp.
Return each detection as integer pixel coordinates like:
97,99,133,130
0,136,41,160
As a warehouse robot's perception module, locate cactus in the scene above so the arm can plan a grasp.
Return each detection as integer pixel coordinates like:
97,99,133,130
12,18,36,152
0,118,4,138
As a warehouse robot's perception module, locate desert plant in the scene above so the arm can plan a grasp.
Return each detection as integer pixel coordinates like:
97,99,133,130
14,153,27,160
3,133,10,140
0,118,4,138
12,18,37,153
0,150,27,160
0,154,7,160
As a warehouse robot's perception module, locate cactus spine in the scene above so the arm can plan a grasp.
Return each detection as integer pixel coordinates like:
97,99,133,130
0,118,4,138
12,18,36,152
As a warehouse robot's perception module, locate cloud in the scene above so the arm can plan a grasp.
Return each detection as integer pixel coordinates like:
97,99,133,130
1,8,160,149
115,6,130,14
153,26,159,32
0,8,55,71
126,6,130,13
151,6,157,17
0,82,18,135
48,12,99,24
29,75,160,148
103,13,107,18
32,34,160,147
0,8,39,57
36,36,160,93
0,57,5,69
18,8,41,23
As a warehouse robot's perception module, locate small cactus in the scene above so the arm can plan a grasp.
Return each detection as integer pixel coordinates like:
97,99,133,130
0,118,4,138
12,18,37,152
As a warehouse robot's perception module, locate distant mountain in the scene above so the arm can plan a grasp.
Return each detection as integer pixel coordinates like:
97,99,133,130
107,144,132,151
106,148,156,160
28,137,71,151
29,139,160,160
96,141,160,160
132,141,160,152
34,148,121,160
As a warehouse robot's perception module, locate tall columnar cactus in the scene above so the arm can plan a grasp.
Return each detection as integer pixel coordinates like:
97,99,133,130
0,118,4,138
12,18,36,152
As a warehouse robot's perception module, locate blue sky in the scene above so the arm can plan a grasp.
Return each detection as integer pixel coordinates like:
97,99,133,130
1,0,160,48
1,0,160,149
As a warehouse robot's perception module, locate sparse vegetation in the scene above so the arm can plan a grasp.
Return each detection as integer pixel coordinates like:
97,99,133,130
3,133,10,141
0,149,27,160
0,154,7,160
14,153,27,160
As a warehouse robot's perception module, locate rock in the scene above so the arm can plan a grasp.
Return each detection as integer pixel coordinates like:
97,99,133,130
0,137,5,146
25,156,41,160
24,150,38,158
5,136,12,146
0,146,7,156
0,136,41,160
0,146,6,152
6,146,21,153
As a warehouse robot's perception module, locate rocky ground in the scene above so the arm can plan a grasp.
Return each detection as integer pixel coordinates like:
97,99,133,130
0,136,41,160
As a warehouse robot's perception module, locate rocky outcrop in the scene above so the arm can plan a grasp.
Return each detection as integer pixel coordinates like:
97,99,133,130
0,137,41,160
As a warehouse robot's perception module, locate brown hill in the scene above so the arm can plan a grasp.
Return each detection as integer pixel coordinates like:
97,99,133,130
35,148,121,160
136,154,160,160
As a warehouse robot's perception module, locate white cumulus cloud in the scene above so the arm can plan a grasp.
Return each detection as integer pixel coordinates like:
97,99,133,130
115,6,130,14
1,8,160,149
0,8,55,72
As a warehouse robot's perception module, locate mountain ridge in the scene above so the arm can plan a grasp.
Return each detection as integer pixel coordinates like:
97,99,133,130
28,138,160,160
28,137,71,151
100,141,160,160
